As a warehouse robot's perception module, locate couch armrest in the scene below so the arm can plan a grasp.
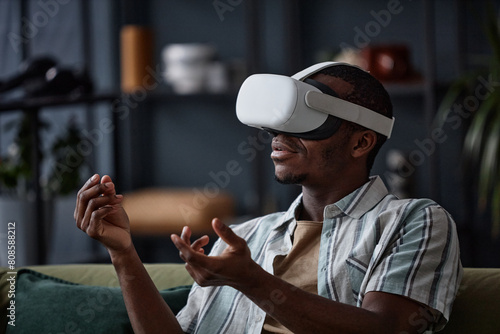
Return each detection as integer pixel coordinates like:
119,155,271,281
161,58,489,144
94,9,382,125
440,268,500,334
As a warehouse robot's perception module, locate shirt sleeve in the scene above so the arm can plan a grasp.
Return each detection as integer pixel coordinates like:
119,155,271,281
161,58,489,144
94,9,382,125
365,203,463,331
175,237,225,333
175,284,201,333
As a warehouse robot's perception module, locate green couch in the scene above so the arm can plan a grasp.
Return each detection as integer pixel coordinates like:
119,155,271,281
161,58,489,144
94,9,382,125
1,265,499,333
0,264,194,334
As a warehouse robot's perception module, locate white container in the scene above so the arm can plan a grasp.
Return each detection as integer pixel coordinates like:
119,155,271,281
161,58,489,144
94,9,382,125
162,43,217,94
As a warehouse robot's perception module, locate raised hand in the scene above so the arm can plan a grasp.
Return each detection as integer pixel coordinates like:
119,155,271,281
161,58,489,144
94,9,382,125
74,174,131,253
171,218,260,290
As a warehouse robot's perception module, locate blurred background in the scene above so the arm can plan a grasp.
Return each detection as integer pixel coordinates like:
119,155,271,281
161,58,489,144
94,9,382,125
0,0,499,268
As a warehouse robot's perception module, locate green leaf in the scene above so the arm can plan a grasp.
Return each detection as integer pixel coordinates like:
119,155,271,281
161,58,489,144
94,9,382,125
477,108,500,208
484,2,500,69
492,182,500,238
462,91,499,172
435,71,482,129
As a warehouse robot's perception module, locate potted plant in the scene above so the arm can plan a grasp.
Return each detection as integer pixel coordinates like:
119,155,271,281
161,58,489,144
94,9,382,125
0,112,86,265
0,114,85,198
436,3,500,237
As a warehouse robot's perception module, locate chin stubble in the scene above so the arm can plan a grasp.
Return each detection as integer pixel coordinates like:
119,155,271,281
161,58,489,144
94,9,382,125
274,173,307,185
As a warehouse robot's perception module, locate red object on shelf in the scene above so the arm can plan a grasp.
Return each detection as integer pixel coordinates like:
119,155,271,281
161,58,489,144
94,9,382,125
361,44,417,82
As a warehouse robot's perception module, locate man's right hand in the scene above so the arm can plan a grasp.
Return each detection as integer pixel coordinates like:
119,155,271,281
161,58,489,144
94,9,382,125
74,174,132,253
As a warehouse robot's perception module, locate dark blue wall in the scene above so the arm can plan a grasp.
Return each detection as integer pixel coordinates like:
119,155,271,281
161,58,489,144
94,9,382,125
0,0,498,266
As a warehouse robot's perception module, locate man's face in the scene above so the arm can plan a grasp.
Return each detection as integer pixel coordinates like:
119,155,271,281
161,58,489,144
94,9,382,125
271,75,355,187
271,126,353,186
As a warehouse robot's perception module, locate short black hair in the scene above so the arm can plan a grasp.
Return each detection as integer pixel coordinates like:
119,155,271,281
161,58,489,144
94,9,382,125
318,65,393,173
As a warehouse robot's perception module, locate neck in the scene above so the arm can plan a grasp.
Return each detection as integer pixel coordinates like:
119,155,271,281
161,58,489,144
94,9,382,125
298,176,369,221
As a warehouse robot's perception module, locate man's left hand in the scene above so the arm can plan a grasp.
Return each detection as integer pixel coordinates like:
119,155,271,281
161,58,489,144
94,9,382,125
171,218,260,290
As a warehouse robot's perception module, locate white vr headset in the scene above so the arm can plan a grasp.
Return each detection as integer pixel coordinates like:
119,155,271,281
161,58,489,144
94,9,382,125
236,62,395,140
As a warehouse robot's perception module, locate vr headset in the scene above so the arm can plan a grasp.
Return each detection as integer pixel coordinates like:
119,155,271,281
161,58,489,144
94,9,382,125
236,62,395,140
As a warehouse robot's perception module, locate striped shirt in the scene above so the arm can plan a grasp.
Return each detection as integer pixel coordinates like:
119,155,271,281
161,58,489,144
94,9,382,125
176,176,463,333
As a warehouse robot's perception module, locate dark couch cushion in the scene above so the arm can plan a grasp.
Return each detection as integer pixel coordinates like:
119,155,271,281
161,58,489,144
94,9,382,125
5,269,191,334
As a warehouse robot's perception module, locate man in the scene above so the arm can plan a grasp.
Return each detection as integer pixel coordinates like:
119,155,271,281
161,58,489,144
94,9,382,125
74,62,462,333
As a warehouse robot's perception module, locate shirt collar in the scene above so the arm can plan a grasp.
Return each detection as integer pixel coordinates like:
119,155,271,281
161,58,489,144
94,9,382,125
271,193,303,232
272,176,389,230
324,176,389,219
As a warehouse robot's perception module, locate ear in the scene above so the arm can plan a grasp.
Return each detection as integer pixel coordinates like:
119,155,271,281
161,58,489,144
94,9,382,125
351,130,377,158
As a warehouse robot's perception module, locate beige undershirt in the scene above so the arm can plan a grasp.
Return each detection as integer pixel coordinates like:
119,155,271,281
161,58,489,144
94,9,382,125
261,220,323,334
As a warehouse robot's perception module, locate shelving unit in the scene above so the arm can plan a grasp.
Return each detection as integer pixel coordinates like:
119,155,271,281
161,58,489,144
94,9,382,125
116,0,271,217
117,0,451,217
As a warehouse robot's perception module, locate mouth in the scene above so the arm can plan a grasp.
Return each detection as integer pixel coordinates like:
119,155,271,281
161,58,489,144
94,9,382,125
271,138,300,160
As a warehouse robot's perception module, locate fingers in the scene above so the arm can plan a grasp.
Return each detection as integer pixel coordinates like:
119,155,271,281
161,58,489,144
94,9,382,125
191,235,210,253
171,221,255,288
80,204,117,237
171,233,201,263
180,226,192,244
74,174,100,220
75,181,116,225
171,218,239,266
78,194,122,231
211,218,243,248
179,226,208,252
101,174,112,183
172,219,240,262
74,174,121,231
